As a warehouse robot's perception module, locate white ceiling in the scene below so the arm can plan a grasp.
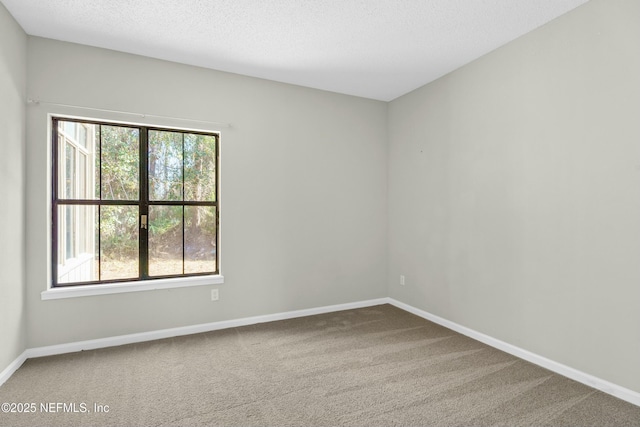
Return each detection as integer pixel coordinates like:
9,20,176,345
2,0,589,101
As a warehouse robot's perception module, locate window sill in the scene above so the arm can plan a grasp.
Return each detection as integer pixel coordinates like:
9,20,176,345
41,275,224,300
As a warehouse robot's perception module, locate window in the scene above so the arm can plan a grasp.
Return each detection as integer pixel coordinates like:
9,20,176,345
52,117,219,287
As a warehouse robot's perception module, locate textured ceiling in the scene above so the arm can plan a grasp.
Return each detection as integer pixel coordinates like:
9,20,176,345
2,0,589,101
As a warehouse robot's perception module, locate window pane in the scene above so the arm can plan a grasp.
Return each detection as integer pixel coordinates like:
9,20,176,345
100,205,139,280
78,124,88,148
63,121,76,138
148,205,183,276
79,154,86,198
94,125,101,199
57,120,99,200
101,125,139,200
64,205,75,259
184,134,216,201
149,131,183,201
184,206,216,274
57,205,98,284
64,142,75,198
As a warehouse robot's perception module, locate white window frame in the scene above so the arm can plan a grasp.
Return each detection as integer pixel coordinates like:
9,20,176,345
41,112,224,300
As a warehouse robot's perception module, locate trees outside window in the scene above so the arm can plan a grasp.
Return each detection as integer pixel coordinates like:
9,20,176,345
52,118,219,287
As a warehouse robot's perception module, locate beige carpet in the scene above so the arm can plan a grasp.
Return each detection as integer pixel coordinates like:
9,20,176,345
1,304,639,426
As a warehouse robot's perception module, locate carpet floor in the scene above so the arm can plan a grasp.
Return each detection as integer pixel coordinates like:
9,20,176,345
0,304,639,426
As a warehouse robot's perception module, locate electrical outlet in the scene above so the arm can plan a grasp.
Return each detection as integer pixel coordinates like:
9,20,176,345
211,289,219,301
400,275,405,286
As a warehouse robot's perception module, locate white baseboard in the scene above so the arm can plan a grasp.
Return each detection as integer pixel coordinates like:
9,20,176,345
0,350,28,388
3,296,639,409
387,298,640,408
25,298,390,359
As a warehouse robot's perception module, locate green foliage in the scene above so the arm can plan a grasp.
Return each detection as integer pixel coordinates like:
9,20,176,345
149,130,183,201
100,206,138,260
93,125,216,262
100,125,139,200
184,133,216,202
149,206,182,235
98,125,141,261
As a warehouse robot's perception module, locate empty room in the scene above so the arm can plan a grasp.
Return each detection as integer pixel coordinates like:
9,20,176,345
1,0,639,425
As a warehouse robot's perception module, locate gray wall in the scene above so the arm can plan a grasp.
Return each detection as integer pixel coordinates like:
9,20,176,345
388,0,640,393
26,38,388,347
0,3,27,372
